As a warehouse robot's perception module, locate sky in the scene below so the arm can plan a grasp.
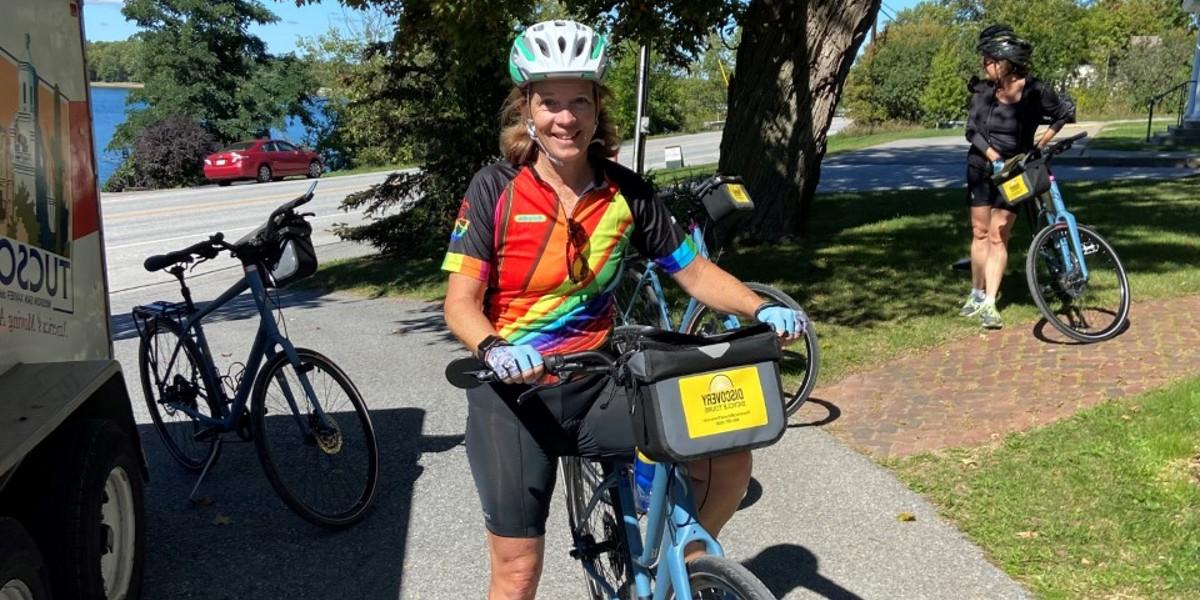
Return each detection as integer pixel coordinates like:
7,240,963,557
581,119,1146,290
83,0,927,55
82,0,363,55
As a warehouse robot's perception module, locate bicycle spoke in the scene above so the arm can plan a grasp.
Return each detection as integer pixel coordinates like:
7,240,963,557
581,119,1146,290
1028,225,1130,342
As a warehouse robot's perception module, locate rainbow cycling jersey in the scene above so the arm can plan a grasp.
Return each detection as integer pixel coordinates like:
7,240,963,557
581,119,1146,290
442,159,697,354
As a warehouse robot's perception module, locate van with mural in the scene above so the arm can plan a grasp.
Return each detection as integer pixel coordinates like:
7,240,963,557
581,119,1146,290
0,2,145,599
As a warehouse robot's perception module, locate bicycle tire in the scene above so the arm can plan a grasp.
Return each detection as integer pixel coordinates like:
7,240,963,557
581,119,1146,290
615,264,669,328
682,282,820,416
250,348,380,528
137,317,222,471
562,457,633,600
1026,223,1130,343
669,555,775,600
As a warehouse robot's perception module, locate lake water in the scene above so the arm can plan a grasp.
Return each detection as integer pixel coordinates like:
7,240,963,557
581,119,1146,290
90,86,320,186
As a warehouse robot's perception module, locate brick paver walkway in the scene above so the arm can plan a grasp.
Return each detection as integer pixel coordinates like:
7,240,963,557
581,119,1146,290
802,295,1200,458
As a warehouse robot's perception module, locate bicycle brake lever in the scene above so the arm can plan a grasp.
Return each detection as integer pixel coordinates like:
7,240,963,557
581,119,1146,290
188,257,208,273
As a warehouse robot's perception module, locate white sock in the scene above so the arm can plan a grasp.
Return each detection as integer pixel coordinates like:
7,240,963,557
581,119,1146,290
971,288,985,301
983,295,996,305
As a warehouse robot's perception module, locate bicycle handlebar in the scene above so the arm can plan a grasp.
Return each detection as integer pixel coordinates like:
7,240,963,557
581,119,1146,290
444,350,618,390
143,182,318,273
992,132,1088,183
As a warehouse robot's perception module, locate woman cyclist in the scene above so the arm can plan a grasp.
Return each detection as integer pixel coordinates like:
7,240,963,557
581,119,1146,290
961,24,1075,329
441,20,808,600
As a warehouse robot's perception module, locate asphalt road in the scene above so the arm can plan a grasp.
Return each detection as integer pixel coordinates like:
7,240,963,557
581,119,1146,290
102,127,1196,599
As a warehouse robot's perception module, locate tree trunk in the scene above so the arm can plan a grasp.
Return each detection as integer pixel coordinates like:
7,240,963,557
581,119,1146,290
718,0,879,241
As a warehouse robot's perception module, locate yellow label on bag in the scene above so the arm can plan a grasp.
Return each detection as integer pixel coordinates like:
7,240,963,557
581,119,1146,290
1000,175,1029,203
727,184,751,204
678,366,768,439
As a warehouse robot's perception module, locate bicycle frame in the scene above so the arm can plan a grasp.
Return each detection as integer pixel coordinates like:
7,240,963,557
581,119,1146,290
147,263,329,437
578,460,722,600
620,217,741,333
1035,175,1091,280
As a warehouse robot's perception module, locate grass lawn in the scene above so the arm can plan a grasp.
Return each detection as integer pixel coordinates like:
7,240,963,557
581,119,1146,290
325,162,412,178
306,177,1200,384
1090,119,1200,151
888,376,1200,599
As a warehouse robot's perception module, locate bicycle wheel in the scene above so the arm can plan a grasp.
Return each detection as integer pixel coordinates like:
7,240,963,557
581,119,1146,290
562,457,632,600
250,348,379,528
671,555,775,600
137,318,222,471
1026,223,1130,343
615,264,668,328
683,282,820,416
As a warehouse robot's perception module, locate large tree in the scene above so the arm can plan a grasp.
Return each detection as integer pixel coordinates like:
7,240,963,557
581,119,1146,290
716,0,879,239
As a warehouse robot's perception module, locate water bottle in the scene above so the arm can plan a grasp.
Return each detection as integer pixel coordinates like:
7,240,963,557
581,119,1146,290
633,450,655,514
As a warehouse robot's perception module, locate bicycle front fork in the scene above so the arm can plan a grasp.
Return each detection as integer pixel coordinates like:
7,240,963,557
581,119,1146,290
1045,178,1090,280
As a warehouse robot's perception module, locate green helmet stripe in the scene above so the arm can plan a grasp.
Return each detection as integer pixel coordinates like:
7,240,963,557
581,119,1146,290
515,37,536,61
591,35,606,60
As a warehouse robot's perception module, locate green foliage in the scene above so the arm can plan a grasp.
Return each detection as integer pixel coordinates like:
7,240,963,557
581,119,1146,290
111,0,316,149
846,17,949,125
1112,28,1196,109
604,42,687,137
848,0,1198,125
85,40,143,83
919,34,976,126
302,0,534,260
297,11,405,171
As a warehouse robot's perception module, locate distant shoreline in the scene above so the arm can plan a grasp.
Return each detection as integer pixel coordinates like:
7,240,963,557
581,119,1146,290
90,81,144,89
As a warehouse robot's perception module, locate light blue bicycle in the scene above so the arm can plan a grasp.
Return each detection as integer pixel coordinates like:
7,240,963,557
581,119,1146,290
616,175,819,415
993,132,1131,342
446,329,778,600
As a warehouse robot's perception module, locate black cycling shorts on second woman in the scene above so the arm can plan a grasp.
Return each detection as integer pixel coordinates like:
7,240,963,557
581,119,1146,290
966,162,1020,213
465,374,635,538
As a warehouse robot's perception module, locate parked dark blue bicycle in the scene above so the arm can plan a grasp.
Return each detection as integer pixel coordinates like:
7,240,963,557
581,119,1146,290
616,174,819,416
134,182,379,528
993,132,1131,342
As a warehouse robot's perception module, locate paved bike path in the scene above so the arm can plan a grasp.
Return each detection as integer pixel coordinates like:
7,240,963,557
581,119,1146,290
811,295,1200,457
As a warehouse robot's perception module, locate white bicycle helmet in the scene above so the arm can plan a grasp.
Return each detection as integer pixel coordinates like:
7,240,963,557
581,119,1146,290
509,20,609,87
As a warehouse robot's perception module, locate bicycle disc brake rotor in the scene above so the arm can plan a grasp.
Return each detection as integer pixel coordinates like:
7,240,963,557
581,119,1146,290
309,413,343,455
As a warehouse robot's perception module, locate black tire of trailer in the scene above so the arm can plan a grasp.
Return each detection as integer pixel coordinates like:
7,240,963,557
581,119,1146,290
0,517,52,599
32,419,145,600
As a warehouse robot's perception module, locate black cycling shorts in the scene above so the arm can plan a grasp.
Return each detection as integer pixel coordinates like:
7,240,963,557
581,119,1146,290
966,163,1019,213
464,375,635,537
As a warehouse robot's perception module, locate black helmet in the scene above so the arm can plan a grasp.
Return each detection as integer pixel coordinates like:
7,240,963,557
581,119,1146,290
977,26,1032,70
977,23,1015,46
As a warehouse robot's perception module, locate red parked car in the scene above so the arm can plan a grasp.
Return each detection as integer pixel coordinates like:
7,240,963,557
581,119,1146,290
203,139,323,186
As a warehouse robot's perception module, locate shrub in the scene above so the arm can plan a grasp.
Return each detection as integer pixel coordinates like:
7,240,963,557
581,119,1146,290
131,115,217,189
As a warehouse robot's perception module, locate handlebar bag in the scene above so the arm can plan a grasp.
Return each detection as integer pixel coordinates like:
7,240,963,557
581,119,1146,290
699,175,756,223
995,156,1051,206
268,218,317,287
622,323,786,462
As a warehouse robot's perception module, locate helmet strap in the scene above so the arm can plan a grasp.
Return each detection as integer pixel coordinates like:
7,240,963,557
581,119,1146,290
526,118,564,167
